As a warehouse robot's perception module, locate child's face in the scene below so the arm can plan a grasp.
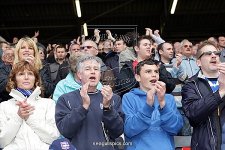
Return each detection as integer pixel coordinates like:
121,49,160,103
135,64,159,92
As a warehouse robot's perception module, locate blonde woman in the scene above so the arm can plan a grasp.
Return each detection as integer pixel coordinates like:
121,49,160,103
0,37,54,101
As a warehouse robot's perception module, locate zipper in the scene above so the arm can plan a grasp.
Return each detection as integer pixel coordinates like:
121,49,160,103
209,117,216,150
101,122,115,149
188,59,194,77
218,107,220,116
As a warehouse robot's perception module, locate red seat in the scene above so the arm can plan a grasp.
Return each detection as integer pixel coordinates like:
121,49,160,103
182,147,191,150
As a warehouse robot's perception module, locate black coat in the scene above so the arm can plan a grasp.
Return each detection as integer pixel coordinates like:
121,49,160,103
54,61,70,84
115,60,176,96
105,51,120,79
182,73,225,150
0,63,12,102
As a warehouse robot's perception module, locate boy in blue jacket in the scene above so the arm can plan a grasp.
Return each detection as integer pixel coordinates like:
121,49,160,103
122,59,183,150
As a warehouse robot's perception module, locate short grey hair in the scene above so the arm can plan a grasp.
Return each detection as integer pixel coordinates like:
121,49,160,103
69,53,84,73
180,39,192,47
83,40,98,49
76,55,101,72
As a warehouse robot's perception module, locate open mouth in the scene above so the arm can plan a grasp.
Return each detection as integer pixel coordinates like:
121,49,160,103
89,76,96,81
150,79,157,83
23,53,30,57
210,60,217,64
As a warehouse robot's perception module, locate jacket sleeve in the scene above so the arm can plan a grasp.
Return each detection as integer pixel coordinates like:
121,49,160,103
40,63,55,98
52,81,65,102
150,34,165,44
54,66,69,85
26,100,60,144
55,95,88,139
102,95,124,139
122,94,154,138
159,65,176,93
0,65,9,93
181,81,224,127
115,63,138,95
159,95,183,135
0,103,23,148
170,60,188,82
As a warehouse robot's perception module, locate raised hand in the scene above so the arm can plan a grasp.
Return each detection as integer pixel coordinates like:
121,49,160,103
34,30,39,38
218,63,225,97
106,30,115,42
76,36,81,45
80,82,91,110
146,87,156,107
174,53,183,67
154,81,166,108
16,99,35,120
94,29,100,37
81,35,85,44
101,85,113,108
154,30,160,37
25,55,35,66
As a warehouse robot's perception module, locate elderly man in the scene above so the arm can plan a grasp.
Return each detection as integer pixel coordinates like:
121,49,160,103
55,55,123,150
80,40,115,88
179,39,200,78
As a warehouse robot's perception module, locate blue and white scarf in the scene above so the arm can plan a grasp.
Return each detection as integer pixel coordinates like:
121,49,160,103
205,78,219,93
16,88,33,97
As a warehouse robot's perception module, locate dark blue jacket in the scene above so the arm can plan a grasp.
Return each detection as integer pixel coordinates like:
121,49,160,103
55,90,124,150
105,51,120,78
0,63,12,102
182,72,225,150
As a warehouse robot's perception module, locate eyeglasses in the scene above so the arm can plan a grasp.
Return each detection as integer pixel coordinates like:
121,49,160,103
183,45,192,48
198,51,221,59
5,54,14,58
80,46,96,50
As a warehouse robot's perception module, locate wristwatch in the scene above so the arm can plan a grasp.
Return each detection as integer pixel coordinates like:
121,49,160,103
103,104,111,111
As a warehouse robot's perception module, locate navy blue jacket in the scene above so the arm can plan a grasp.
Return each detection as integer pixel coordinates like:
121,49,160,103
182,72,225,150
105,51,120,78
55,90,124,150
0,63,12,102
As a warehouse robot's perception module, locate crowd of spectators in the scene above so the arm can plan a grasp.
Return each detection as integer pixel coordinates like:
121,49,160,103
0,28,225,150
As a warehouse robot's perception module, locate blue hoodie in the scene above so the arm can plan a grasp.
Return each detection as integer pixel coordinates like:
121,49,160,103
122,88,183,150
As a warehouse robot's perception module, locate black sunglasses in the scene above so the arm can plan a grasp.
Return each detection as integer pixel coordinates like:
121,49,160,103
80,46,95,50
198,51,221,59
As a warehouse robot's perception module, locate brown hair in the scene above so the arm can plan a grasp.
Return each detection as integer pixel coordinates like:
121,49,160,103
196,40,219,59
6,61,43,94
136,35,153,47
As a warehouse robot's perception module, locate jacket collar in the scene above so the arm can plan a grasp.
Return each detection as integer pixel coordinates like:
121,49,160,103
197,70,205,79
182,55,196,60
189,70,217,82
9,86,41,102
